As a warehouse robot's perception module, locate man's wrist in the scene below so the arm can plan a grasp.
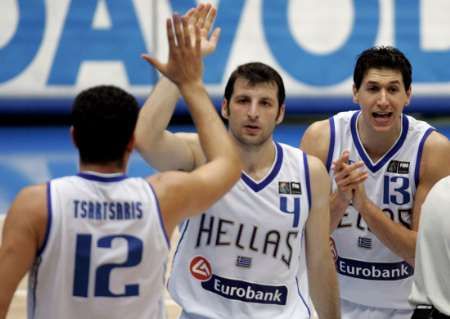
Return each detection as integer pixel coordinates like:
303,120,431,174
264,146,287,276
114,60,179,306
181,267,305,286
179,81,204,94
332,190,351,211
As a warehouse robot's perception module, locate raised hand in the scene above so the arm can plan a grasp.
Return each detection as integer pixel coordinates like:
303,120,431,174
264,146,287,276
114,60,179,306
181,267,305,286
184,3,221,56
142,15,202,85
142,15,202,88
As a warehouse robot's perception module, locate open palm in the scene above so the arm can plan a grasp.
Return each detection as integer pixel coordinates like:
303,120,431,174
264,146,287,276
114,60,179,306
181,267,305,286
184,3,221,57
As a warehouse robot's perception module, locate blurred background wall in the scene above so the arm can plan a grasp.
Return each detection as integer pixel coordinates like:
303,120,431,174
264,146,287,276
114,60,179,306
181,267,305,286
1,0,450,213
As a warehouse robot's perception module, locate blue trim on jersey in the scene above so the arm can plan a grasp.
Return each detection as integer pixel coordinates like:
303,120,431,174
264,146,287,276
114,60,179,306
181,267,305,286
77,172,128,182
414,128,435,187
146,182,170,249
166,219,190,289
241,142,283,192
37,182,52,257
171,219,190,263
351,112,409,173
326,117,336,172
303,153,312,212
30,267,37,319
29,255,43,318
295,276,311,318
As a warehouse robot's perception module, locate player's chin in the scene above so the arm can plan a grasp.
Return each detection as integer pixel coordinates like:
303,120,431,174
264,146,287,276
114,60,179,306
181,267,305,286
370,113,396,130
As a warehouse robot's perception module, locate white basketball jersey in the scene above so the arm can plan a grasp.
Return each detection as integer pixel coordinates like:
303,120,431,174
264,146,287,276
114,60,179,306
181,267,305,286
168,143,313,319
409,176,450,315
28,172,169,319
327,111,434,309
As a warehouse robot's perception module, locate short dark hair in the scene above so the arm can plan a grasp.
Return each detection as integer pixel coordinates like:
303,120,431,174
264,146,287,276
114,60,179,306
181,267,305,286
72,85,139,165
224,62,285,107
353,46,412,91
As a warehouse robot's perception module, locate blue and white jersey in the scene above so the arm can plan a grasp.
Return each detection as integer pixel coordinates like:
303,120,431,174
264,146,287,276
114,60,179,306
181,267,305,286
28,172,170,319
168,143,313,319
327,111,434,309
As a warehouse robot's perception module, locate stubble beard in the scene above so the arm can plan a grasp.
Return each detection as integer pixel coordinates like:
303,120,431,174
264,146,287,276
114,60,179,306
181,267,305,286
231,127,272,151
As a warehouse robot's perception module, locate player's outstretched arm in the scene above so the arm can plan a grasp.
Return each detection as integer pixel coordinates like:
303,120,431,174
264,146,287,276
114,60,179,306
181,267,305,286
145,14,241,235
304,156,341,319
135,3,220,172
0,185,47,319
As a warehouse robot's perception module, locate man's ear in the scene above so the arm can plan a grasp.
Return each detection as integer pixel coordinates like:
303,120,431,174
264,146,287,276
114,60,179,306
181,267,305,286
405,86,412,107
352,84,359,104
126,134,135,153
70,126,78,148
276,104,285,124
221,99,230,119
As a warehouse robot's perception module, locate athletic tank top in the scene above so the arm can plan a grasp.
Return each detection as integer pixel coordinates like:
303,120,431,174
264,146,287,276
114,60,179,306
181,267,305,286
327,111,433,309
28,172,169,319
169,143,313,319
409,176,450,315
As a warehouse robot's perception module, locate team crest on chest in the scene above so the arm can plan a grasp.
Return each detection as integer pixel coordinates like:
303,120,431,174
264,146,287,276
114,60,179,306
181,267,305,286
387,160,410,174
278,181,302,195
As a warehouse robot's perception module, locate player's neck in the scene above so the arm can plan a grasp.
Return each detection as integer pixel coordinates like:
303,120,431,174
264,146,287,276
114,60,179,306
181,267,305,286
357,117,402,162
239,139,276,181
79,162,126,174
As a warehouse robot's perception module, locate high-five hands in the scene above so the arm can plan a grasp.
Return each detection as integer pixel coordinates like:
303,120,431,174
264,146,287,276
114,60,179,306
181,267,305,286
184,3,220,57
142,14,202,88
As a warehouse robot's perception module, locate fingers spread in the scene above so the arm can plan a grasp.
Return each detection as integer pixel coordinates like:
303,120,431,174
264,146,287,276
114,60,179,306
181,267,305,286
203,5,217,32
182,16,191,48
209,27,221,47
166,18,176,51
173,14,184,49
141,54,165,74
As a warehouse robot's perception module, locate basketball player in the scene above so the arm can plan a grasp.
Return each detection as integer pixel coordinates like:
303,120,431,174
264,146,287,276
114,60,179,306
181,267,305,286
409,175,450,319
135,9,340,319
300,46,450,318
0,13,241,319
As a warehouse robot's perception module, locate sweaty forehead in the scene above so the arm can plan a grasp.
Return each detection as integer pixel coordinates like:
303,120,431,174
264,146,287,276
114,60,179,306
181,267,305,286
362,68,403,84
232,78,278,99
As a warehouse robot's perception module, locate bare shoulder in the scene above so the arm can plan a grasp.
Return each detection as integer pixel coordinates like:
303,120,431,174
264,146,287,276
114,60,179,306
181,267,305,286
11,184,47,215
174,132,207,167
424,130,450,150
305,154,330,194
147,170,202,235
300,119,331,164
421,130,450,180
3,183,47,246
306,153,329,176
305,154,331,218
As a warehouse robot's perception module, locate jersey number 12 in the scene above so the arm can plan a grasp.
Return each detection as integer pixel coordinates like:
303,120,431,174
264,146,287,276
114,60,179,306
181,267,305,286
73,234,143,298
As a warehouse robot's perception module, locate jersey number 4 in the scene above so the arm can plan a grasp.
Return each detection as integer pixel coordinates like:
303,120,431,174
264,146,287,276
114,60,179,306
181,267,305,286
73,234,143,298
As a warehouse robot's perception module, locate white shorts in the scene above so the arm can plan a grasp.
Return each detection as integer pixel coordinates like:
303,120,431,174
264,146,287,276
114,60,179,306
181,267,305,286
341,299,413,319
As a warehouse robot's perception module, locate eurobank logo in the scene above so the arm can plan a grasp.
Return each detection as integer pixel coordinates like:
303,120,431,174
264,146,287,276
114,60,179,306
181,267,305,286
189,256,288,304
201,275,288,305
336,257,413,281
190,256,212,281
